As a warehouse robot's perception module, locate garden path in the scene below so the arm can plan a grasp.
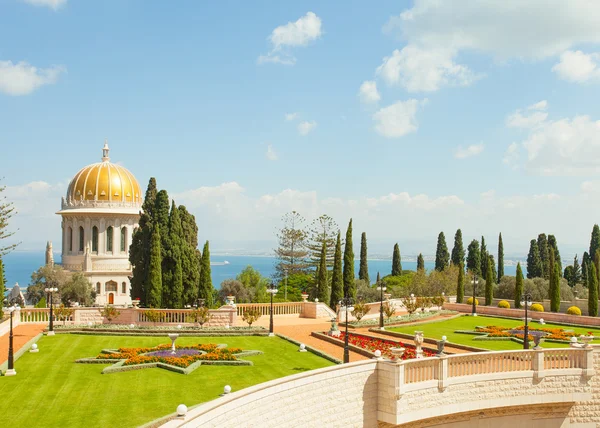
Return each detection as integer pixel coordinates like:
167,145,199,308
0,324,45,365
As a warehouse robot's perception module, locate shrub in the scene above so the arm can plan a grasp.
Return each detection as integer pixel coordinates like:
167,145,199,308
144,309,166,325
416,296,432,312
530,303,544,312
351,301,369,321
497,300,510,309
187,307,211,328
401,296,419,315
383,301,396,320
53,304,74,325
431,295,445,308
241,307,261,326
466,297,479,306
566,306,582,316
100,305,121,323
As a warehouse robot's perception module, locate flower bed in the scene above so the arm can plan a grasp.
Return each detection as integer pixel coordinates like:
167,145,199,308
461,325,591,343
328,331,435,360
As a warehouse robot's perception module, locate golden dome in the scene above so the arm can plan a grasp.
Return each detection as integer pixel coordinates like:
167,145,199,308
65,142,142,206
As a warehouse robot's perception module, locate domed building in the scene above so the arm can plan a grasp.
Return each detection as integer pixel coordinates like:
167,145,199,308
57,142,142,306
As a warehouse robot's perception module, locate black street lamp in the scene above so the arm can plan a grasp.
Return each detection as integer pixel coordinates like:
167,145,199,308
340,296,354,364
521,293,533,350
376,274,386,329
6,305,19,376
267,282,278,336
471,273,479,317
44,285,58,336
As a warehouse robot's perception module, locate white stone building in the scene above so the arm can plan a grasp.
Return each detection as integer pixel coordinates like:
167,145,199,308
56,142,142,306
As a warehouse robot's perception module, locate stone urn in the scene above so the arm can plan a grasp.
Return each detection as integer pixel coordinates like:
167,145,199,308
132,299,140,308
328,317,341,337
301,293,309,302
390,347,405,361
226,295,235,306
414,331,424,359
581,335,594,348
168,333,179,355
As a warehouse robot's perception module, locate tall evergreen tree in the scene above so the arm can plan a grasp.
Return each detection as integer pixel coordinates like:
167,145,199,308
451,229,465,266
392,243,402,276
317,241,329,302
330,231,343,308
480,236,488,279
550,262,561,312
572,254,582,286
179,206,201,306
358,232,369,284
466,239,481,276
515,262,524,309
497,233,504,281
274,211,310,280
489,254,498,284
526,239,543,279
198,241,213,302
342,219,355,299
417,253,425,272
435,232,449,271
154,190,171,257
0,181,18,256
595,253,600,283
146,224,163,308
456,263,464,304
537,233,549,279
0,257,5,305
485,256,494,305
582,252,590,287
588,263,598,317
376,271,381,284
548,235,562,276
306,214,338,269
163,201,183,308
590,224,600,262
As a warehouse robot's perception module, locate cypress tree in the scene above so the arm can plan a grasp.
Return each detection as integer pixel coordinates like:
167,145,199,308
489,254,498,284
155,190,171,257
548,235,562,276
485,256,494,306
466,240,481,276
199,241,213,302
573,255,581,285
417,253,425,272
526,239,542,278
330,231,343,308
582,252,590,287
480,236,488,279
317,241,329,302
456,263,464,304
146,224,163,308
392,243,402,276
376,271,381,284
497,233,504,281
537,233,549,279
164,201,183,308
588,263,598,317
435,232,449,271
550,262,561,312
590,224,600,262
179,206,201,306
595,252,600,283
358,232,369,284
451,229,465,266
515,262,524,309
342,219,355,299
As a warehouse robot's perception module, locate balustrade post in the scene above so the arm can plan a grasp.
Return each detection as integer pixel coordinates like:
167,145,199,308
583,348,595,379
437,356,448,391
395,361,405,400
532,349,544,380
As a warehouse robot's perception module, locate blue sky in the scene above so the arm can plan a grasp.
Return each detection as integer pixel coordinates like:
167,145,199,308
2,0,600,258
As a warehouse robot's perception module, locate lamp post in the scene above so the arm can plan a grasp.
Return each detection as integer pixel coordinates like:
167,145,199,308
44,285,59,336
520,293,533,350
267,282,278,336
6,305,19,376
471,274,479,317
340,296,354,364
376,274,386,329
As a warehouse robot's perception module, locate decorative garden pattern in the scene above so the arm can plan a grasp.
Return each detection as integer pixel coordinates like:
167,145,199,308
330,331,435,360
455,325,595,344
76,343,262,374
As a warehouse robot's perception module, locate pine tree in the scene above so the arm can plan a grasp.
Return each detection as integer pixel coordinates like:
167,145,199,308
588,263,598,317
456,263,464,304
306,214,338,270
417,253,425,272
199,241,213,301
317,241,329,302
537,233,549,279
548,235,562,276
480,236,488,279
146,224,163,308
274,211,310,280
330,231,343,308
485,256,494,305
497,233,504,281
466,239,481,276
0,257,5,305
526,239,542,278
435,232,449,271
343,219,355,299
550,262,561,312
451,229,465,266
515,263,524,309
590,224,600,262
0,181,18,256
392,243,402,276
358,232,369,284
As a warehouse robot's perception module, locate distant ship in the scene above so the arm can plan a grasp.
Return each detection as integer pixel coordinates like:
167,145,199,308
210,260,230,266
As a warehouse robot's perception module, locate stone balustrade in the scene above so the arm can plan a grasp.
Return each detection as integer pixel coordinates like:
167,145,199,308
235,302,303,317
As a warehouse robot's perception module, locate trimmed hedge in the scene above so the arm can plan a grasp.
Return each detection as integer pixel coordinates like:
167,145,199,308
497,300,510,309
566,306,582,316
530,303,544,312
466,297,479,306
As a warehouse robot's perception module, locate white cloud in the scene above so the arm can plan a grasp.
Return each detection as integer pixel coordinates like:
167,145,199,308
373,99,427,138
503,142,520,168
285,112,298,121
506,100,548,129
581,180,600,194
0,61,65,96
258,12,322,65
23,0,66,10
454,143,484,159
298,120,317,136
266,145,278,161
358,80,381,103
552,50,600,83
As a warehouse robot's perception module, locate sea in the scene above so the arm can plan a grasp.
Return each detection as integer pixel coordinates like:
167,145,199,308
2,251,521,292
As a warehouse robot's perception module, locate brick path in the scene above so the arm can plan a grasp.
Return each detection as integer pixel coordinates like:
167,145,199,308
0,324,46,365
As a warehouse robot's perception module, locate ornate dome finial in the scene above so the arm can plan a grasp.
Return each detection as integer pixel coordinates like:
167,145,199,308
102,140,110,162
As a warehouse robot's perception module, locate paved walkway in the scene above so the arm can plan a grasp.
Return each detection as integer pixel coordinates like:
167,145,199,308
0,324,45,365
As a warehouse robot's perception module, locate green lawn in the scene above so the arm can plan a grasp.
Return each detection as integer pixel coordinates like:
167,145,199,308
388,315,600,351
0,335,334,428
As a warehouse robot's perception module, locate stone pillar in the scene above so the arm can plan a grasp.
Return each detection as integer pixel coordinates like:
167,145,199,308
532,349,544,380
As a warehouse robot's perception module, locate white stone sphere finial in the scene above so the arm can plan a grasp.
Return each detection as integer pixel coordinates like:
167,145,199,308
224,385,232,394
176,404,187,416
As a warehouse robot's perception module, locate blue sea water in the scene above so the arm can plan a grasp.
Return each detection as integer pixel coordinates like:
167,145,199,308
3,251,520,291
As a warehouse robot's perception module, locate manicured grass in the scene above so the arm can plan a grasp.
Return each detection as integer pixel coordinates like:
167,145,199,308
0,335,334,428
388,315,600,351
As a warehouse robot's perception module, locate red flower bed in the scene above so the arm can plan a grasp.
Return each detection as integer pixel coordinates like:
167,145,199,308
330,332,435,360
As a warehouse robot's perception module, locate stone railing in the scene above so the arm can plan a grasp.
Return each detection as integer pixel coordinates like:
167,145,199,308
236,302,303,317
20,308,51,323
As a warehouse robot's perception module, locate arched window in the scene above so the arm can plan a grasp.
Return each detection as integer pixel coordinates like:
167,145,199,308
96,282,101,294
122,282,127,294
105,281,117,292
120,227,127,252
68,227,73,252
92,226,99,252
79,226,85,252
106,226,113,253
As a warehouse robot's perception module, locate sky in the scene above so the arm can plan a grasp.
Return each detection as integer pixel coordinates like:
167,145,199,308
1,0,600,259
